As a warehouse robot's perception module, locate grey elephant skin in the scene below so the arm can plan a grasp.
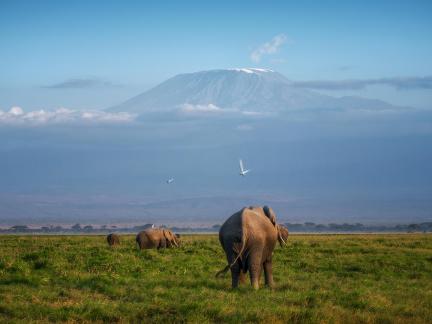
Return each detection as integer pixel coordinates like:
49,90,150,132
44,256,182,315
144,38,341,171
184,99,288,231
217,206,289,289
136,228,180,249
106,233,120,246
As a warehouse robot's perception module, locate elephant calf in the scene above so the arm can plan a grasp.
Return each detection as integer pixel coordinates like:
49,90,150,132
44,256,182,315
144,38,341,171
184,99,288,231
136,228,180,249
217,206,289,289
106,233,120,246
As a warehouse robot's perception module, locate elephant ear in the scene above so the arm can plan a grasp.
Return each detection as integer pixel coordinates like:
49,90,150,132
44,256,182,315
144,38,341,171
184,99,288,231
263,205,277,226
162,229,170,240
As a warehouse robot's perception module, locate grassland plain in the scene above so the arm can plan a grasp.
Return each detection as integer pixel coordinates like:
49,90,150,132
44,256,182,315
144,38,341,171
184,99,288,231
0,234,431,323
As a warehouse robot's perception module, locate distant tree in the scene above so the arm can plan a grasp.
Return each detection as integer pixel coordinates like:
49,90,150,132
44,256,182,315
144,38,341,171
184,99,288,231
408,224,420,232
133,224,154,230
71,223,81,231
315,224,327,231
83,225,93,231
212,224,221,229
419,222,432,232
10,225,28,232
285,223,304,231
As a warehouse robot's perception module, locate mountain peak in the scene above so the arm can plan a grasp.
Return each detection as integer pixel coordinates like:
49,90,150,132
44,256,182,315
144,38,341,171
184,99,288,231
108,69,401,114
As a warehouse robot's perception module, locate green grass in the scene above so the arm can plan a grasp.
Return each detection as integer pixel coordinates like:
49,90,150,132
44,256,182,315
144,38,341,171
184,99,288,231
0,234,431,323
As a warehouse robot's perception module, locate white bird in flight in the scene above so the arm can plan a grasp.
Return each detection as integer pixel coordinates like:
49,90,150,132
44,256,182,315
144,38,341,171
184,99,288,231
239,159,251,176
166,178,174,184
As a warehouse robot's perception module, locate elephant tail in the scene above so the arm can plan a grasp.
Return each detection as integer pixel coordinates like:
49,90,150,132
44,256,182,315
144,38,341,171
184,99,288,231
216,229,247,278
215,265,230,278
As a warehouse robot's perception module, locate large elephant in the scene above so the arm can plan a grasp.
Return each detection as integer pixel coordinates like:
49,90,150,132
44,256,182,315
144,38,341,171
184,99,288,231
136,228,180,249
216,206,289,289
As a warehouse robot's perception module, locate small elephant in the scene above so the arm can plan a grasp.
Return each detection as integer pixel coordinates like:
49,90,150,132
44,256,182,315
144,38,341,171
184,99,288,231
136,228,180,249
106,233,120,246
216,206,289,289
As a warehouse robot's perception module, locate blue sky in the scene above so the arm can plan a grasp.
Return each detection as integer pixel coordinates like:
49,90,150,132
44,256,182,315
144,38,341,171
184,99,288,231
1,0,432,110
1,1,432,226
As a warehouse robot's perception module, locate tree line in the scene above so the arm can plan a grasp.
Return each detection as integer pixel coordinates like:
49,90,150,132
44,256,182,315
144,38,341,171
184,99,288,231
1,222,431,234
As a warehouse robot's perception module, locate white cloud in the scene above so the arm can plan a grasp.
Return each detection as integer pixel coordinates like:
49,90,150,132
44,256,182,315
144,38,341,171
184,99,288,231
242,111,262,116
177,104,275,119
250,34,287,63
0,107,136,126
179,103,223,114
291,76,432,90
9,106,24,115
242,111,274,117
44,78,120,89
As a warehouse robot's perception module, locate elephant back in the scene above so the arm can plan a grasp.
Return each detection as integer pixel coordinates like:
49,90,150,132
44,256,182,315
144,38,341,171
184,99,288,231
240,206,279,244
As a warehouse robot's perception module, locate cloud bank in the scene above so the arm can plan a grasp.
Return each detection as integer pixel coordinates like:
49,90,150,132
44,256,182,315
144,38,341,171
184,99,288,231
178,103,272,118
0,107,135,126
179,103,223,114
250,34,287,63
292,76,432,90
44,78,118,89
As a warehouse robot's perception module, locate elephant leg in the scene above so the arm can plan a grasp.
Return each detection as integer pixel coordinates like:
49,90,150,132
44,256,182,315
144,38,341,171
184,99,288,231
230,261,242,288
248,253,262,290
263,259,274,288
158,239,166,249
239,270,247,284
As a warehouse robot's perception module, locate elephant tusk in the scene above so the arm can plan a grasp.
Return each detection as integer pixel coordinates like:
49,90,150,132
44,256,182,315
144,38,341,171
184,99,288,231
278,233,287,245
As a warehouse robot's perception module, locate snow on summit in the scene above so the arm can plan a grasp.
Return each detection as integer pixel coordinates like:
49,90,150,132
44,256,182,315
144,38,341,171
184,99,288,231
228,68,274,74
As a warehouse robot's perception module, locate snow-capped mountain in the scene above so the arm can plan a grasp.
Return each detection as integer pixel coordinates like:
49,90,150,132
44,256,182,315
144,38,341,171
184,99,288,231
108,68,399,113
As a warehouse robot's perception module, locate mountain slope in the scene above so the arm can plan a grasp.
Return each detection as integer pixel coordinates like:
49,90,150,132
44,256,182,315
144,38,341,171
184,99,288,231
108,68,400,113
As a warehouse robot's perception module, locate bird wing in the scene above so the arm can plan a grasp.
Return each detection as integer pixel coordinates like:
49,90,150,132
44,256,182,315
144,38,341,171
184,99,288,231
239,159,244,172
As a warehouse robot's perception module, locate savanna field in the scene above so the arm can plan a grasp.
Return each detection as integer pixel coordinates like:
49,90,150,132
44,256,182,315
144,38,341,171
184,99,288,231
0,234,431,323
